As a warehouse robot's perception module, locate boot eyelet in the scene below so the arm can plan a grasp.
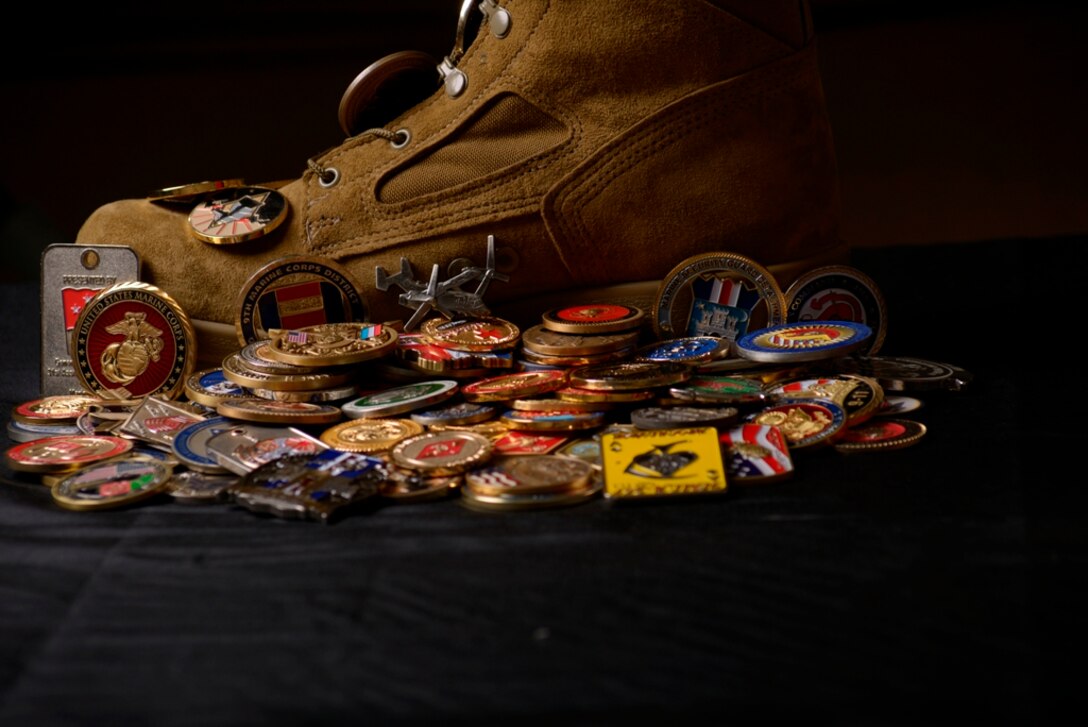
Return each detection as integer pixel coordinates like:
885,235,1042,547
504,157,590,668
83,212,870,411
318,167,340,188
390,129,412,149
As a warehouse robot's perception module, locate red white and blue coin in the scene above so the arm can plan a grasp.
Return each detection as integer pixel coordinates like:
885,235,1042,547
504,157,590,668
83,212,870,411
735,321,872,363
719,424,794,484
747,398,846,450
784,265,887,354
228,450,387,522
234,256,369,345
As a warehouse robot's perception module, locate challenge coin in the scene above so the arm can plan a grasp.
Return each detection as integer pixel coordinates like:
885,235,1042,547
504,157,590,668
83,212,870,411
834,419,927,453
834,356,973,392
600,427,727,500
748,399,846,451
718,424,794,484
188,186,287,245
234,256,369,345
148,178,245,202
166,471,239,504
653,252,786,341
6,435,133,474
391,431,494,475
228,450,386,523
216,398,342,426
171,417,234,474
205,424,328,475
461,371,569,402
72,281,197,400
184,368,247,407
320,418,424,453
341,380,458,419
13,395,105,425
520,324,639,357
667,375,766,406
766,374,885,425
540,304,645,335
568,361,690,391
410,401,497,427
265,322,398,367
118,396,206,448
464,455,595,497
630,406,739,430
51,459,172,511
420,317,521,352
784,265,887,354
633,337,731,366
735,321,872,363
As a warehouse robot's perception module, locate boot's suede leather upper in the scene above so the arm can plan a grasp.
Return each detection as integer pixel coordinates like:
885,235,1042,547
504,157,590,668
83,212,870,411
76,0,845,341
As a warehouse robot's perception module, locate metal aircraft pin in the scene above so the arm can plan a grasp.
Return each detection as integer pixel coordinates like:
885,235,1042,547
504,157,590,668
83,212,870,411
374,235,509,331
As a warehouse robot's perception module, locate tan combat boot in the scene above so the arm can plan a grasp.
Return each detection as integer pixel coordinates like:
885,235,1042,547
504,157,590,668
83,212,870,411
75,0,846,363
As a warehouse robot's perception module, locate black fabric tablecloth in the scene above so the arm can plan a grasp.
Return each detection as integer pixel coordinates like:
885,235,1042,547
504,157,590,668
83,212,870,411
0,239,1078,725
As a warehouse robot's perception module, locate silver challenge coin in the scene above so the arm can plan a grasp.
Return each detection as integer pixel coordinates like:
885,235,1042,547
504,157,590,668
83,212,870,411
630,406,740,430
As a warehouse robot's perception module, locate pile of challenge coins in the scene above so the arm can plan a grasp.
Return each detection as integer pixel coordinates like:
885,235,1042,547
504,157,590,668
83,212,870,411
7,244,971,523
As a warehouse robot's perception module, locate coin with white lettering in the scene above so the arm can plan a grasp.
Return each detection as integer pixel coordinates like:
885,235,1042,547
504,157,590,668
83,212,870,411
234,257,369,345
72,281,197,400
653,252,786,342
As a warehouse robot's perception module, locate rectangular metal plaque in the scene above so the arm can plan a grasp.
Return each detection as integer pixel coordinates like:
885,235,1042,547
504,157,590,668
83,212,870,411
40,244,140,396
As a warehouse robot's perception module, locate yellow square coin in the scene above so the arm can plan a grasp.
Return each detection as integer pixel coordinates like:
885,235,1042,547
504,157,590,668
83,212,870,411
600,427,727,500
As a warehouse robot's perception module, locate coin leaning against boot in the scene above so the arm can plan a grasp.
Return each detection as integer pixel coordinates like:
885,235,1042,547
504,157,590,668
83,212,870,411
13,247,963,520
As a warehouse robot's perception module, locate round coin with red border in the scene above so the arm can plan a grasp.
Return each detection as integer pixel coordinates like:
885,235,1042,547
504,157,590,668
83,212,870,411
5,435,134,474
747,398,846,451
735,321,871,363
72,281,197,400
784,265,887,355
391,431,494,475
12,395,106,425
540,303,645,334
834,419,927,453
461,371,569,402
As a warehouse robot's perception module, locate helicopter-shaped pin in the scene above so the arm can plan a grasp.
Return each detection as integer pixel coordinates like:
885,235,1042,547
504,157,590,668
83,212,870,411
375,235,509,331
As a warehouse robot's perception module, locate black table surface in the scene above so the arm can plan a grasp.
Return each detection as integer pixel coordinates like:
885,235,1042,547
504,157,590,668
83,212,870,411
0,238,1079,725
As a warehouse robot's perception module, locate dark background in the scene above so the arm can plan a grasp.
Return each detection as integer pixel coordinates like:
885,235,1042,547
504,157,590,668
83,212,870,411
0,2,1084,724
1,0,1086,282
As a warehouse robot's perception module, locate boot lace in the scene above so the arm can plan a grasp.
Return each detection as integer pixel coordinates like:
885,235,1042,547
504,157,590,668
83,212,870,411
307,0,510,188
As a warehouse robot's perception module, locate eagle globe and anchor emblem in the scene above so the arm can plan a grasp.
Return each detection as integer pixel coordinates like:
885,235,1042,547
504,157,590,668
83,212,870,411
100,311,165,385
